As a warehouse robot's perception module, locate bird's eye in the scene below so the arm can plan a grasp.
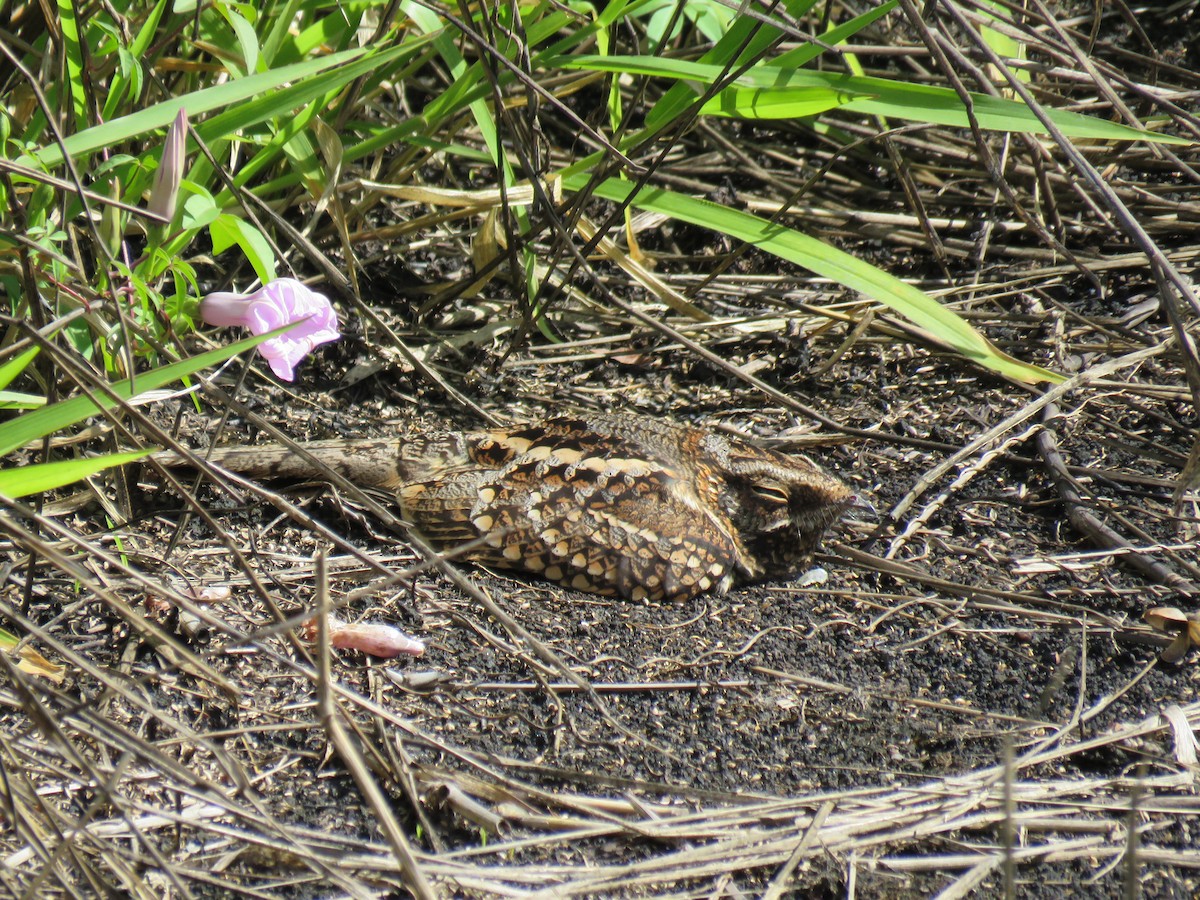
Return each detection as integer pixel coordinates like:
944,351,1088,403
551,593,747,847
751,484,789,504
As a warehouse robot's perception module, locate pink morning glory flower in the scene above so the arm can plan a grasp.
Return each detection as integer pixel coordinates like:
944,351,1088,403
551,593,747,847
199,278,340,381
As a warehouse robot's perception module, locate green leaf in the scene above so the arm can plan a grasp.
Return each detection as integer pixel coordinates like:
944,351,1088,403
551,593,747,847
180,189,221,231
209,214,277,284
562,174,1063,385
0,450,153,499
221,5,261,75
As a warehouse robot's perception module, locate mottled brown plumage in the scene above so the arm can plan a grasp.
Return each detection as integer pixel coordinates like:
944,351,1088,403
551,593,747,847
154,414,854,601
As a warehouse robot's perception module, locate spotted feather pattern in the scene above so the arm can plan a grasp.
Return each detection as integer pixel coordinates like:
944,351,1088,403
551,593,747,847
156,413,854,601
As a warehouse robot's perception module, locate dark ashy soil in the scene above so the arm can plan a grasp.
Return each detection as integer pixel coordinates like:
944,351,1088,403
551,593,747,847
5,4,1200,894
8,307,1197,896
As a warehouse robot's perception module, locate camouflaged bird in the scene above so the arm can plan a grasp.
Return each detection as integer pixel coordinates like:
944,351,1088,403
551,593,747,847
155,414,854,602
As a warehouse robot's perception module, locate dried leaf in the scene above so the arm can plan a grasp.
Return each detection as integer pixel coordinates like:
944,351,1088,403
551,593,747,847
1143,607,1198,663
0,628,66,684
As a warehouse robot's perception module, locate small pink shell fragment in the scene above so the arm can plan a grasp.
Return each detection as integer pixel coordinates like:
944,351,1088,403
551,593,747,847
313,615,426,658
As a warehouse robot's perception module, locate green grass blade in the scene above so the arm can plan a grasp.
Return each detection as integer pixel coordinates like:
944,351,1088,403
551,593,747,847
0,450,153,499
0,391,47,410
562,174,1062,385
569,56,1190,143
699,86,866,118
0,345,40,391
262,0,306,65
199,40,426,184
978,1,1030,85
403,2,506,175
0,330,280,458
288,3,370,61
54,0,87,127
102,0,169,120
28,48,372,169
649,0,892,129
772,2,897,69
